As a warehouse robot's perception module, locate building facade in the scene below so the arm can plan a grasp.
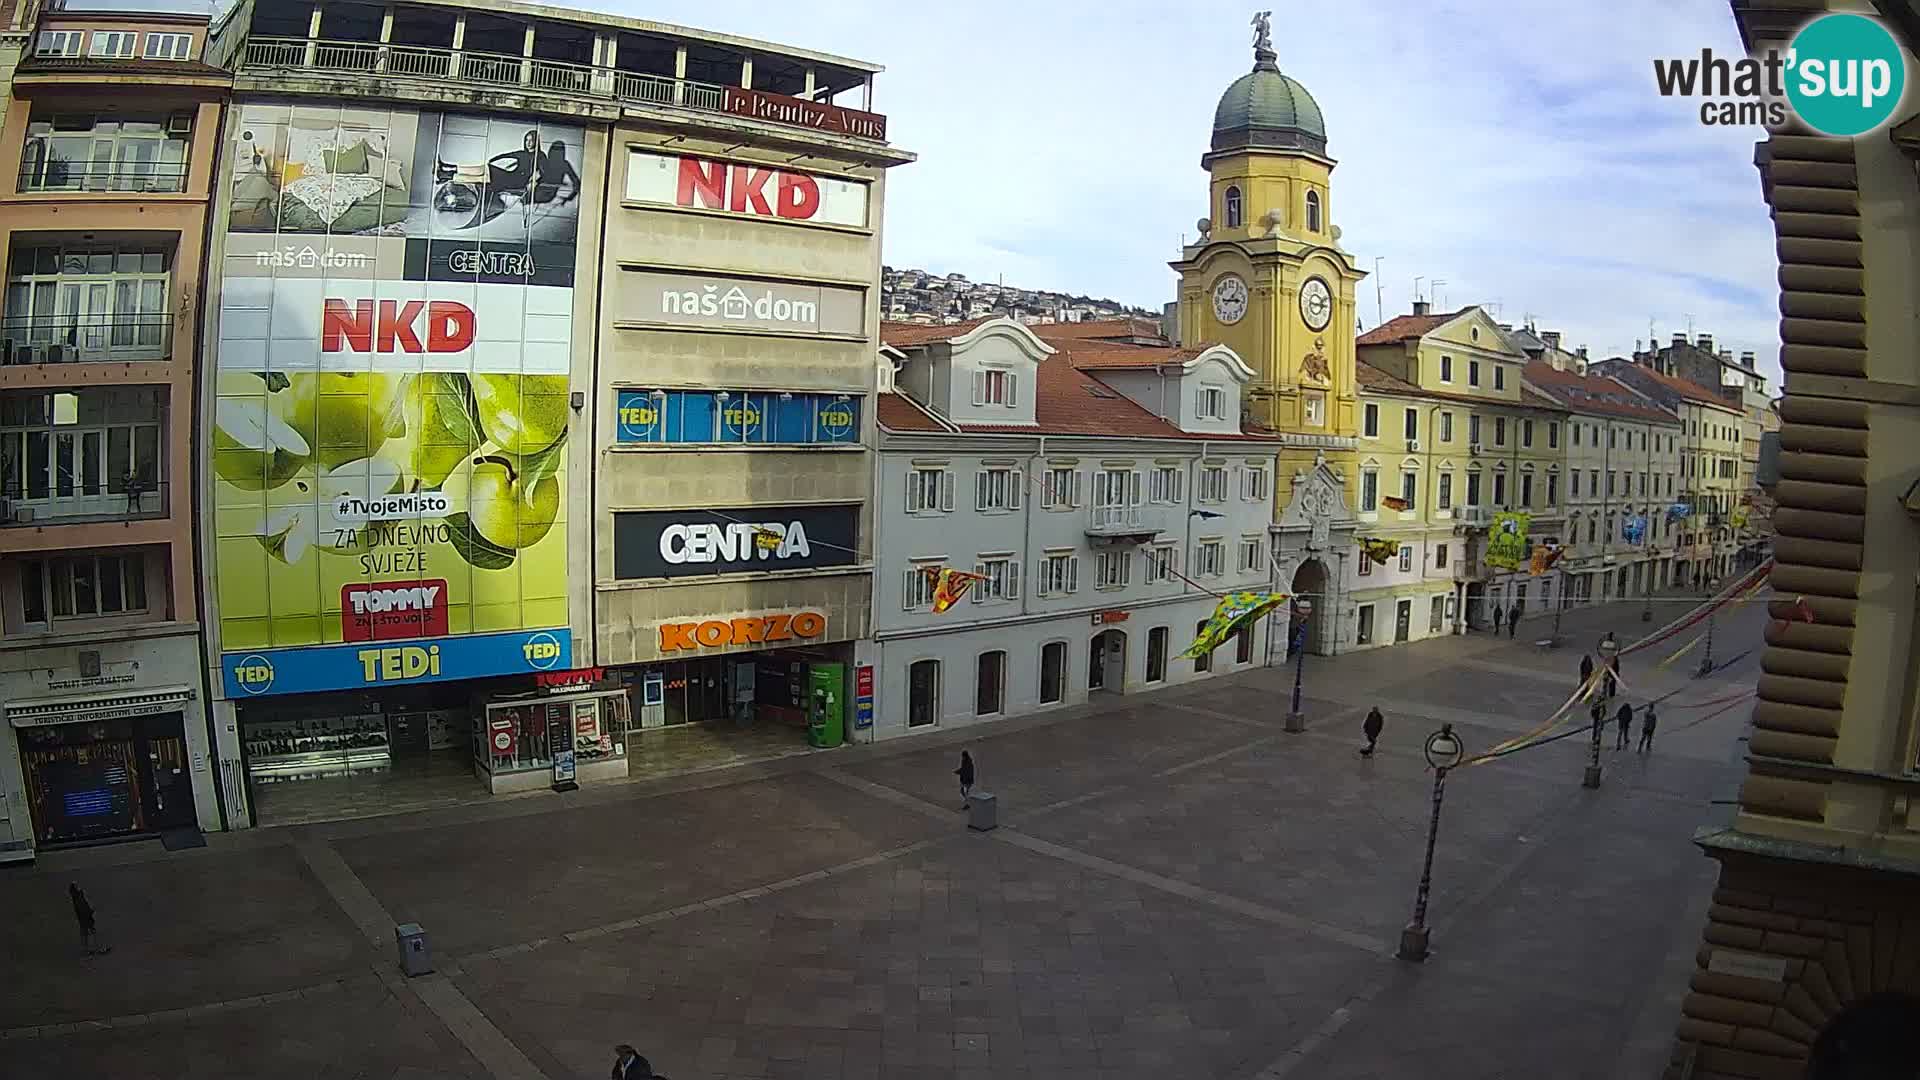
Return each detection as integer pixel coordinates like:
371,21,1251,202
197,0,907,826
865,318,1279,735
0,5,228,859
1636,332,1778,565
1664,3,1920,1076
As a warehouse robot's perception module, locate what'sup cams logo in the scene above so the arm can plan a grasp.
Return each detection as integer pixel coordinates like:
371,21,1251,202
1654,12,1907,136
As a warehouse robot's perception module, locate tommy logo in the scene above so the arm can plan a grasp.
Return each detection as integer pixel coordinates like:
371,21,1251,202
341,580,450,642
322,299,476,354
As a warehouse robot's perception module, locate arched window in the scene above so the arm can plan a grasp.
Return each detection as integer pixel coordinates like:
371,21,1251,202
1305,190,1322,232
1224,186,1242,228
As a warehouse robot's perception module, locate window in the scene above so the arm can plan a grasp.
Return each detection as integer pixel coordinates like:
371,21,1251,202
1522,419,1534,447
1607,472,1616,496
1242,464,1269,502
1363,402,1379,438
1147,627,1169,683
1358,551,1372,576
1239,536,1264,573
1639,472,1647,496
1640,431,1648,451
89,31,138,57
1356,604,1376,644
1438,471,1453,509
1466,470,1482,506
143,32,193,60
1404,408,1419,441
1548,422,1559,449
1494,366,1507,391
37,30,85,56
1610,428,1618,449
1494,417,1507,445
1587,518,1597,543
1149,466,1182,504
1492,471,1507,505
975,466,1022,511
1435,543,1449,568
1039,642,1067,704
1590,469,1599,494
20,553,147,622
1195,539,1226,576
1305,190,1322,233
971,555,1019,602
4,243,174,352
1398,545,1413,572
1041,466,1081,509
1547,472,1559,506
1236,626,1256,664
1198,386,1227,420
1572,425,1582,447
1399,471,1416,508
1094,549,1131,589
1520,473,1534,506
1037,551,1078,596
1193,620,1213,673
1304,391,1326,426
902,561,944,610
1439,355,1454,382
908,659,940,728
1469,415,1482,445
1198,466,1229,503
1224,185,1242,229
1469,360,1481,386
1360,469,1378,511
905,467,951,513
976,651,1006,716
973,368,1017,407
1430,595,1446,633
1440,411,1454,442
1,389,165,516
1145,543,1179,583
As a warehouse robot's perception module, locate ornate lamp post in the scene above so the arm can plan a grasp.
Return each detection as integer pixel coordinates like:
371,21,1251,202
1584,701,1605,789
1284,598,1313,733
1695,609,1718,679
1398,724,1465,963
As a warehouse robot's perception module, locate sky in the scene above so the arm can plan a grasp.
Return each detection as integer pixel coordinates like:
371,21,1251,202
82,0,1783,381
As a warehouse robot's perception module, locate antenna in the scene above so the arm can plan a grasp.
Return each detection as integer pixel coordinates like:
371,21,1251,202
1684,313,1695,338
1373,257,1384,326
1431,279,1448,310
1414,276,1425,303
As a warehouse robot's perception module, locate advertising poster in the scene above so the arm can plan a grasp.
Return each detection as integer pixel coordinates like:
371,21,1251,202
214,103,581,697
1485,511,1532,571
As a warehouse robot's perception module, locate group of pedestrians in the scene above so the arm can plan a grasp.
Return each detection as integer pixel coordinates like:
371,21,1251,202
1582,632,1657,753
1489,601,1525,639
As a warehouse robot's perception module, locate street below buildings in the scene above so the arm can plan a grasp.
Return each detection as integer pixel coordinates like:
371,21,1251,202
0,591,1765,1080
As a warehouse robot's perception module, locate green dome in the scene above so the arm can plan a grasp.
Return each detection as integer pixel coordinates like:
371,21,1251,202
1212,56,1327,156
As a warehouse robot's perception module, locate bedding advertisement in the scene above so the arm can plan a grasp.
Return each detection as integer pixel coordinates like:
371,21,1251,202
213,103,580,696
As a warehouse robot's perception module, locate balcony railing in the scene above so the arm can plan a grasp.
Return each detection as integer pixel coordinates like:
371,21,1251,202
1086,505,1167,541
2,316,173,364
1,481,168,526
238,37,880,141
16,166,188,194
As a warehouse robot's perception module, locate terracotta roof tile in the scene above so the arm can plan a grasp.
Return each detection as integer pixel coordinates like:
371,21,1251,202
1355,310,1464,346
1355,361,1420,394
1604,361,1742,410
875,392,950,433
1522,361,1680,423
880,357,1277,442
1054,342,1203,370
879,318,995,347
1028,317,1169,344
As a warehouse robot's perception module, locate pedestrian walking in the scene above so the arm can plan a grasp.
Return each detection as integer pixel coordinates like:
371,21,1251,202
70,883,106,957
954,750,975,810
1507,602,1522,639
1639,704,1658,753
1361,706,1384,757
1615,702,1634,751
1579,653,1594,689
610,1045,661,1079
1491,604,1505,636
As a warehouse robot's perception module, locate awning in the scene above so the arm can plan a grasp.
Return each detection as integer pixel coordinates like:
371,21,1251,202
5,685,195,728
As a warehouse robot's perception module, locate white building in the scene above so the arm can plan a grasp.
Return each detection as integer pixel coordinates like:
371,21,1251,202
864,318,1279,737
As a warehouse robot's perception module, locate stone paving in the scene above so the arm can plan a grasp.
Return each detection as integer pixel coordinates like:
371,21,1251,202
0,592,1766,1080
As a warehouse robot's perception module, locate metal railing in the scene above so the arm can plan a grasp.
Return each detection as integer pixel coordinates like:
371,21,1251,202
16,165,188,194
1,316,174,363
1,480,169,526
239,37,800,135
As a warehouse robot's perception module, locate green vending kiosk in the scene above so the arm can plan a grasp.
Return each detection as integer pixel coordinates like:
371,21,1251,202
807,663,845,748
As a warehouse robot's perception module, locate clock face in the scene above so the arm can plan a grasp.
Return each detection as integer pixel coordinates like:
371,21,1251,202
1299,276,1333,331
1211,274,1249,325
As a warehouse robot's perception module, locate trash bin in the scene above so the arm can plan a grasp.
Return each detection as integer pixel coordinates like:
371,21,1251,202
966,791,997,832
395,923,433,977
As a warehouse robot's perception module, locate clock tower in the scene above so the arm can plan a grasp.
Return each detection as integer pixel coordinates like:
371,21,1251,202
1170,14,1367,476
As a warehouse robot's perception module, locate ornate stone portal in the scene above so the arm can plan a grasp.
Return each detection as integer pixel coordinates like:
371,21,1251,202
1271,451,1355,655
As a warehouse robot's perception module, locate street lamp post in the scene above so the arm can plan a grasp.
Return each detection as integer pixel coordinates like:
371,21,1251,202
1398,724,1465,963
1583,704,1605,788
1695,610,1717,679
1284,598,1313,733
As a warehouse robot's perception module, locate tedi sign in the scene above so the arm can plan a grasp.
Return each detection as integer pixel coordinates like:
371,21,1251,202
613,503,860,580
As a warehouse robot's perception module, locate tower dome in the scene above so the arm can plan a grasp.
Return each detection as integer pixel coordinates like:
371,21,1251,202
1212,18,1326,156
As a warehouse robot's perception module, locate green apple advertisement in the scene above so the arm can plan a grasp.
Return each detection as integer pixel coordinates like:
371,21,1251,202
213,103,582,693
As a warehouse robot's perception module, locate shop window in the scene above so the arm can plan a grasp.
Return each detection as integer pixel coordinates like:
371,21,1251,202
908,659,940,727
1429,595,1445,633
975,650,1006,716
1192,619,1213,673
1146,626,1168,683
1357,604,1375,644
1039,641,1066,705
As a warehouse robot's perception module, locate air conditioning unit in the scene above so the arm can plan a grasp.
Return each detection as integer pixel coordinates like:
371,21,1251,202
12,504,34,524
1469,442,1484,455
1406,438,1421,452
168,112,193,134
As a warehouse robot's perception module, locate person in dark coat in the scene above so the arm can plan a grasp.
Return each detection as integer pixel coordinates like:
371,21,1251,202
1579,653,1595,690
1639,704,1659,753
1361,707,1384,757
70,883,105,956
955,750,975,810
1615,702,1634,751
611,1045,657,1079
1507,602,1522,639
1491,604,1505,636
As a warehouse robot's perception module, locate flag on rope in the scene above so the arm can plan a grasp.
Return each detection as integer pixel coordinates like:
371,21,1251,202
752,527,784,552
922,567,987,614
1181,591,1291,659
1381,495,1410,512
1358,537,1399,566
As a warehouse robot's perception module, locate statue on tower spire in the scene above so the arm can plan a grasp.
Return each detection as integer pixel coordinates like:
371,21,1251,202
1250,10,1277,70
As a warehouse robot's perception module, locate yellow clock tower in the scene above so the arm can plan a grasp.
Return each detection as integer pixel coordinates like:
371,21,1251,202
1170,15,1368,509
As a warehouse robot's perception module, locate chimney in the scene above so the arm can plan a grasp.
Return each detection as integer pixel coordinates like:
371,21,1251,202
1671,332,1686,348
1740,350,1755,366
1577,346,1589,360
1542,330,1561,350
1412,300,1431,316
1698,333,1713,353
1161,300,1180,346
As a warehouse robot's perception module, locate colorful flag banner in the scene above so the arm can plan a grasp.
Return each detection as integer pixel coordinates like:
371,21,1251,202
1357,537,1399,566
1485,512,1531,570
1181,591,1290,659
1666,502,1691,520
1381,495,1410,512
1731,508,1749,529
1621,515,1648,544
753,527,784,551
922,567,987,614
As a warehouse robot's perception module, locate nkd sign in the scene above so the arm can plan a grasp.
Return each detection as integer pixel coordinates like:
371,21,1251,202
618,270,865,337
612,503,859,580
625,150,870,228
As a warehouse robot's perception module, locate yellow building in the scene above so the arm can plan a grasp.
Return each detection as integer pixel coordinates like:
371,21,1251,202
1354,305,1569,636
1168,17,1368,653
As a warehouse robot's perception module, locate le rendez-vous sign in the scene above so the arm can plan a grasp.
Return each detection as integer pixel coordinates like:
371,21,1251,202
721,87,887,142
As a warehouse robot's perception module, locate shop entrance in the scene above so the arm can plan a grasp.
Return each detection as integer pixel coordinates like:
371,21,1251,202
624,646,849,782
1088,629,1126,692
19,712,193,845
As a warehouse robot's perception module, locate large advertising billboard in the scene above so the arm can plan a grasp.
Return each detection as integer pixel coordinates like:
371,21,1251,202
213,103,580,698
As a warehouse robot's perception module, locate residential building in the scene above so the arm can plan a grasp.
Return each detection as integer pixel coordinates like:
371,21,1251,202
198,0,908,827
1354,304,1569,634
1663,3,1920,1075
1637,332,1778,564
866,317,1278,733
1588,357,1746,586
1521,359,1683,604
0,4,228,860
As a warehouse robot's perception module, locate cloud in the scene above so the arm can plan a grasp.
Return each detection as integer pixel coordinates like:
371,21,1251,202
597,0,1784,385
